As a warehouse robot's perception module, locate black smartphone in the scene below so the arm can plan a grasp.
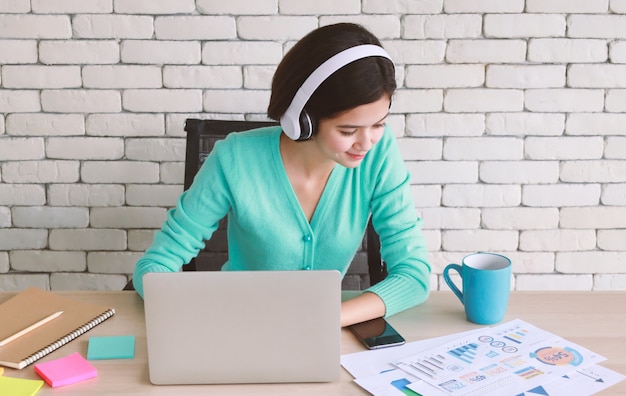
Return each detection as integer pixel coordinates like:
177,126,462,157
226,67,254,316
349,317,406,349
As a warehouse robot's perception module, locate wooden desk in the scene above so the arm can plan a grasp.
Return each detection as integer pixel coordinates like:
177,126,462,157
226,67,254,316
2,291,625,395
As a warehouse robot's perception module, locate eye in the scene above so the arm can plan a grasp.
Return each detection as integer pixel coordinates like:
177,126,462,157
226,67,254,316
374,122,386,129
339,129,357,136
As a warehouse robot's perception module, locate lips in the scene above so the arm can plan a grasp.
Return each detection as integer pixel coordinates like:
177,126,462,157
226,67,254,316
347,152,366,161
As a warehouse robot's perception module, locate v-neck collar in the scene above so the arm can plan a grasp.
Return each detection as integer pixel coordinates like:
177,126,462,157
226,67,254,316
271,130,339,229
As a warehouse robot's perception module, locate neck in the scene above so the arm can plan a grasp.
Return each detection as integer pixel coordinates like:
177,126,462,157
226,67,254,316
279,134,335,179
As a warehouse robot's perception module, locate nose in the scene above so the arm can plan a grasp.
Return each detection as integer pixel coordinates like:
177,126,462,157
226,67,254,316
355,128,374,151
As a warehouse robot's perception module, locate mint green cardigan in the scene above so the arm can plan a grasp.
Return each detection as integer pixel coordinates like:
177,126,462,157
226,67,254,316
133,126,430,317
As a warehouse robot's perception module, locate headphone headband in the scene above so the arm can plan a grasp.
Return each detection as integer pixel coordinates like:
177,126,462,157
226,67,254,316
280,44,393,140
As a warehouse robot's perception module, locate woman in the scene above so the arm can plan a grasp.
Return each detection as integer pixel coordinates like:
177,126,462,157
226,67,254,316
133,23,431,327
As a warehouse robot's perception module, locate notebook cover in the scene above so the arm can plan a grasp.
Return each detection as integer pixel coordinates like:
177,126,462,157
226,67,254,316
0,287,115,369
34,352,97,387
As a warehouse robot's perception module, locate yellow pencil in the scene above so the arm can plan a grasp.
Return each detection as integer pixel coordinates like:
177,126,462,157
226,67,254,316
0,311,63,347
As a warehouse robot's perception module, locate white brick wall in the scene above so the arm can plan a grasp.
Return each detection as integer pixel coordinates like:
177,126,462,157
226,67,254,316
1,0,626,292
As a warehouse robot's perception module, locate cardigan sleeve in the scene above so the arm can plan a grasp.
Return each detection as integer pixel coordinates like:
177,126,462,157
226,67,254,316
363,129,431,317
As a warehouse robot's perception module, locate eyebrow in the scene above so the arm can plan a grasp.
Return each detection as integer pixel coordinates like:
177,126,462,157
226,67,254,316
336,113,389,129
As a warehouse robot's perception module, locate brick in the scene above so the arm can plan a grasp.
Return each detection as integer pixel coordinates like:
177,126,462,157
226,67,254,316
86,114,165,137
0,137,44,160
444,137,523,160
406,65,484,88
0,229,47,249
597,230,626,250
403,14,481,39
613,0,626,12
32,0,112,13
528,39,607,63
123,90,203,113
420,207,481,230
523,184,601,207
525,89,604,113
520,230,596,252
0,0,30,12
479,161,559,184
122,40,200,65
114,0,196,14
381,40,446,64
442,184,521,207
155,16,236,40
47,137,124,160
202,42,282,65
243,66,274,90
320,16,402,40
128,229,156,251
568,15,626,38
39,40,120,64
527,0,608,12
506,252,555,273
196,0,277,14
160,162,184,184
560,207,626,229
390,90,442,113
397,138,442,161
126,184,183,206
569,64,626,88
606,137,626,159
484,14,566,38
0,15,71,39
407,161,478,184
594,275,626,291
81,161,160,183
41,90,121,113
49,229,126,250
12,206,89,228
0,207,10,227
0,274,49,291
0,252,7,272
279,0,359,14
2,161,79,183
90,207,167,228
442,230,519,252
0,184,46,205
50,273,128,291
444,89,523,112
83,66,162,89
486,65,566,89
561,160,626,183
202,90,270,114
407,114,484,137
125,138,185,161
238,16,317,40
566,113,626,135
10,250,86,272
610,41,626,63
362,0,442,13
0,91,41,113
525,136,603,160
6,114,85,136
88,251,142,274
516,274,592,291
2,65,81,89
48,184,125,207
444,0,523,12
557,252,626,273
73,15,153,39
482,208,559,230
0,40,37,64
446,40,526,63
410,185,442,208
163,66,242,89
601,184,626,205
606,90,626,112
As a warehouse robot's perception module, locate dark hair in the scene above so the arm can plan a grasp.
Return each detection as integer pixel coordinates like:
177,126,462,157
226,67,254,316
267,23,396,124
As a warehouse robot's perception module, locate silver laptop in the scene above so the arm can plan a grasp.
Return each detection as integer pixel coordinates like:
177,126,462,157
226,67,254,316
142,270,341,385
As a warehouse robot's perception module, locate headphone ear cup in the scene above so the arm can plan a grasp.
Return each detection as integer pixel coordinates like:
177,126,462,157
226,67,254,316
298,111,316,140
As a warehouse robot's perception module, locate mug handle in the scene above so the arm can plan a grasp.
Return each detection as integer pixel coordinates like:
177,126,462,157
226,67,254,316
443,264,464,304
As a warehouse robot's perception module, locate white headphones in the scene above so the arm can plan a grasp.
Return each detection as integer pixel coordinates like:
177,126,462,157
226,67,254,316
280,44,393,141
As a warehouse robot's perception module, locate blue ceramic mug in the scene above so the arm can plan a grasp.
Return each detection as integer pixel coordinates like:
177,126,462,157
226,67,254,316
443,252,512,325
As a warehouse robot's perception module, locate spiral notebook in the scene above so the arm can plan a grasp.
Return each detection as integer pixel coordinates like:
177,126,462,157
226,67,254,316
0,287,115,369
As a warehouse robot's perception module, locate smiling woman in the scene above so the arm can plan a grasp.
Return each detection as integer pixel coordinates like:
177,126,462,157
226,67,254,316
133,23,431,328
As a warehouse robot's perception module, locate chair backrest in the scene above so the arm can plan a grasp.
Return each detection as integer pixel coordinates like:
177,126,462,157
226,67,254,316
183,119,387,288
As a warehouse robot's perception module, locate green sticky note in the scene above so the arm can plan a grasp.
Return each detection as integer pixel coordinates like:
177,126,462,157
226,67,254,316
87,335,135,360
0,375,44,396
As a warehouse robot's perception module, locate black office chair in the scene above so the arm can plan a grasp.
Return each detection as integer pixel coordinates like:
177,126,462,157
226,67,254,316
124,119,387,290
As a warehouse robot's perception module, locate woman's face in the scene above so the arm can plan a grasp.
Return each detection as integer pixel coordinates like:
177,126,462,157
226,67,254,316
313,95,391,168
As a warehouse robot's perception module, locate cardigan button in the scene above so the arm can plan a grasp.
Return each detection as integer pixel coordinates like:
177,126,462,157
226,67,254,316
302,235,312,242
303,265,312,270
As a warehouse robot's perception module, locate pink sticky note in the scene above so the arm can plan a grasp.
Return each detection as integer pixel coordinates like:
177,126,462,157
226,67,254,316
34,352,97,388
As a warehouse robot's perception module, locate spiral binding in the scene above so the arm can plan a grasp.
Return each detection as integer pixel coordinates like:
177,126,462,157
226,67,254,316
21,308,116,368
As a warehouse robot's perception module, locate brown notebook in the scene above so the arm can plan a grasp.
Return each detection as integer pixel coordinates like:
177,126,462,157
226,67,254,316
0,287,115,369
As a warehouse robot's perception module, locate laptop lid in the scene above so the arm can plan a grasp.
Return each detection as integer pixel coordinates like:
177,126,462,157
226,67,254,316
142,270,341,385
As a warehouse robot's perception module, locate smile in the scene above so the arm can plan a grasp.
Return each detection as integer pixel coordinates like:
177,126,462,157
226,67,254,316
346,152,366,161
